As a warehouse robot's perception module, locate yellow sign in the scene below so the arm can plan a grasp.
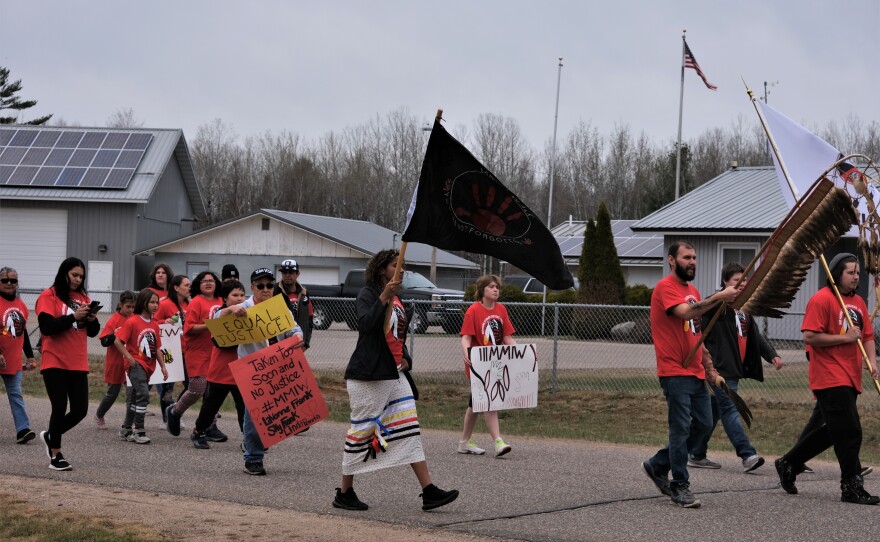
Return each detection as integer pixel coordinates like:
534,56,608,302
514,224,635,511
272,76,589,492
206,294,295,347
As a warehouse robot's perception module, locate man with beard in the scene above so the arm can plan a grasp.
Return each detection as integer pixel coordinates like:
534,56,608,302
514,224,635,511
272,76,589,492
278,259,313,349
642,241,739,508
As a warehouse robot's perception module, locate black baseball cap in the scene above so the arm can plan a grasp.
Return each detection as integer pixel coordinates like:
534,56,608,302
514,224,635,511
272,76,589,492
222,264,239,280
280,259,299,272
251,267,274,282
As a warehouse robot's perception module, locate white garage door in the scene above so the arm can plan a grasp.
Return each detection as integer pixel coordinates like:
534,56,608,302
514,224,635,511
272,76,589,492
300,266,340,285
0,208,68,290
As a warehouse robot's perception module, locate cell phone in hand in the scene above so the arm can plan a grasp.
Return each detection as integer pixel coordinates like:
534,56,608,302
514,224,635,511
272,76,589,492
89,300,103,314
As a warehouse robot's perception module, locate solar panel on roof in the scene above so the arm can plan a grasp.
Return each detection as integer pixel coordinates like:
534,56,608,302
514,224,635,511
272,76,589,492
0,127,151,190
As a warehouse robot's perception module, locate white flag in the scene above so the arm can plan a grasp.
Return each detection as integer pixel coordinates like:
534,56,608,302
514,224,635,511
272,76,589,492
758,101,875,236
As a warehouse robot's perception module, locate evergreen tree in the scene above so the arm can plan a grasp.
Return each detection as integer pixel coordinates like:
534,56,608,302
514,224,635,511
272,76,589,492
578,202,625,305
0,67,52,125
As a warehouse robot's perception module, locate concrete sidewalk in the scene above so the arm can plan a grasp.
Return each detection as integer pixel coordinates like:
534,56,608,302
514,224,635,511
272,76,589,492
0,395,875,542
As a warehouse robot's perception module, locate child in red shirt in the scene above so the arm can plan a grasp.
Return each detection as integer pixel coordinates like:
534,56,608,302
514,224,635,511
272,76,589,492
114,289,169,444
458,274,516,457
94,291,136,428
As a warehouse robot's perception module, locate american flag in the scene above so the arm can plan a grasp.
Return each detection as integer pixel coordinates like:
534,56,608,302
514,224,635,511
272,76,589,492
684,41,717,90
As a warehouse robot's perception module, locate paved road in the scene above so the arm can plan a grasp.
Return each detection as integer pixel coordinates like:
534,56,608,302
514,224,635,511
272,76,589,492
0,395,874,542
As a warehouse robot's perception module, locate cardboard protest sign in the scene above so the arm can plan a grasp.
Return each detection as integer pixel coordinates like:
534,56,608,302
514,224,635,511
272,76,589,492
126,323,186,386
469,343,538,413
205,294,294,347
229,335,329,447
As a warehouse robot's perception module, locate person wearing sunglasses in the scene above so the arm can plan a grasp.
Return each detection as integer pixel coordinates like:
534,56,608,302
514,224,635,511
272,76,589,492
0,267,37,445
229,267,303,475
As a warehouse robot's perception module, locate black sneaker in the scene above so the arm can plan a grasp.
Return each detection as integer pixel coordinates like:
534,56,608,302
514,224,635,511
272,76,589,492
244,461,266,476
165,404,181,436
642,460,672,497
191,431,210,449
670,483,701,508
16,428,36,444
420,484,459,511
333,487,368,510
775,458,798,494
40,431,52,459
796,463,813,475
49,453,72,471
841,475,880,505
204,424,228,442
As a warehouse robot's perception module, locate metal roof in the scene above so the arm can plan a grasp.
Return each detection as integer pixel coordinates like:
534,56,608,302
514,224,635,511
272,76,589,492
632,166,786,232
0,125,206,221
550,219,664,262
139,209,479,269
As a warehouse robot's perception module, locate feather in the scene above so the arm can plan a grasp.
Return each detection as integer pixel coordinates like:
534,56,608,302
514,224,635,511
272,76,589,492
733,179,857,317
719,381,753,428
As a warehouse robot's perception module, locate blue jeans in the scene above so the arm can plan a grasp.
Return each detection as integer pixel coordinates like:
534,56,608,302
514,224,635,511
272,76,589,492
647,376,713,487
2,371,31,432
242,409,265,463
690,378,756,460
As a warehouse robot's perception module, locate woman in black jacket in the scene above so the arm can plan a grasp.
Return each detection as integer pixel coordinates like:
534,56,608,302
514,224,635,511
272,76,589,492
333,249,458,512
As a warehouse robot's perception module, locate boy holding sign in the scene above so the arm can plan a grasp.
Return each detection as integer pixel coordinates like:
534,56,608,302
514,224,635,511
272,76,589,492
459,275,516,457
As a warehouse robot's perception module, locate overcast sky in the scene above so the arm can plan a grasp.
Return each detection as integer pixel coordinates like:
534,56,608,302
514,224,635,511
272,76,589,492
1,0,877,151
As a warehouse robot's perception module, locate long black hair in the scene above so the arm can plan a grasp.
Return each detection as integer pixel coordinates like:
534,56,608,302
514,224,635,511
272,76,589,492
52,257,88,301
167,274,190,312
134,289,158,316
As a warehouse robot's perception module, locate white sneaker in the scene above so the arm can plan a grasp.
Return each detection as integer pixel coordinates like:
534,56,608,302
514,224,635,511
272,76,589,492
457,439,486,455
127,433,151,444
158,422,167,430
742,454,765,473
180,421,187,430
494,438,511,457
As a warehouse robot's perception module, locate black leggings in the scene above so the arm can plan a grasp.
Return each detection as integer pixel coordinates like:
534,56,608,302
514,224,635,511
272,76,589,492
194,382,245,433
42,369,89,449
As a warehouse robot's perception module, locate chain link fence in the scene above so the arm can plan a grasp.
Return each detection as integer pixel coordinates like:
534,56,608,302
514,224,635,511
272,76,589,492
12,290,879,409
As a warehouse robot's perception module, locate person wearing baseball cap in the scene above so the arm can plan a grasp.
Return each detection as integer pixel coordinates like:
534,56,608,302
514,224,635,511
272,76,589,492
222,265,240,282
234,266,303,475
279,259,313,349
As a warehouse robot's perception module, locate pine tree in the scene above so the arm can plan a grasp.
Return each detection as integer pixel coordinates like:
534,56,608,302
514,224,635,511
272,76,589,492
578,202,625,305
576,218,597,303
0,67,52,125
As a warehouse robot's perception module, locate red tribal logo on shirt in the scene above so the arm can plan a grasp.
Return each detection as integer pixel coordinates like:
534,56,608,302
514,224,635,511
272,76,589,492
480,316,504,345
137,329,158,360
2,308,25,337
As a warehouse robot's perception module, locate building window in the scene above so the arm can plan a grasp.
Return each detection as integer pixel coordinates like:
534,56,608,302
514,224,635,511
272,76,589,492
717,242,759,281
187,262,209,280
262,218,270,231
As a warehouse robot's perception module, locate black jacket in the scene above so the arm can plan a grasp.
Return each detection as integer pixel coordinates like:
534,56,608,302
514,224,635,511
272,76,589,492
344,285,414,382
280,282,313,348
701,304,778,382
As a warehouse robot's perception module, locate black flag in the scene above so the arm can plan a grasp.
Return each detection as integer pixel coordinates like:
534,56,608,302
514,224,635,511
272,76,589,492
402,119,574,290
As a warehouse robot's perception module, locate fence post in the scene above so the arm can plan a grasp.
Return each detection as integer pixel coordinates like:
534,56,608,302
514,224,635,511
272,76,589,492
551,303,559,398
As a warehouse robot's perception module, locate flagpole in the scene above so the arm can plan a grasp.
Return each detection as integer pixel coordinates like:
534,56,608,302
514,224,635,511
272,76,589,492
674,30,686,201
745,83,880,395
543,57,564,315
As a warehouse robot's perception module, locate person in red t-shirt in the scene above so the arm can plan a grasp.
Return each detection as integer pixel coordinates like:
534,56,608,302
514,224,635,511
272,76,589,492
642,241,738,509
190,280,249,449
775,253,879,505
146,263,173,303
36,257,101,471
94,291,136,429
458,274,516,458
154,274,191,425
166,271,225,442
114,289,169,444
0,266,37,444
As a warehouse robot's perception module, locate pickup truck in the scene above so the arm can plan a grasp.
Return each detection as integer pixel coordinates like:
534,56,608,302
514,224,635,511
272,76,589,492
305,269,465,333
504,274,579,294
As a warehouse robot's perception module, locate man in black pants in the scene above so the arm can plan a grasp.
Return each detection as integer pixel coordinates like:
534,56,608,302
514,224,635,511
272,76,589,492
775,253,879,504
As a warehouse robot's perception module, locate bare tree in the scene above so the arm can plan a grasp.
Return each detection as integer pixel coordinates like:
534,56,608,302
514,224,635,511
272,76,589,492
106,107,145,129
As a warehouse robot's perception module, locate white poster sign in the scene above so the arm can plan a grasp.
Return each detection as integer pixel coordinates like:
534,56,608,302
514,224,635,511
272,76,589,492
125,323,186,386
469,343,538,413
